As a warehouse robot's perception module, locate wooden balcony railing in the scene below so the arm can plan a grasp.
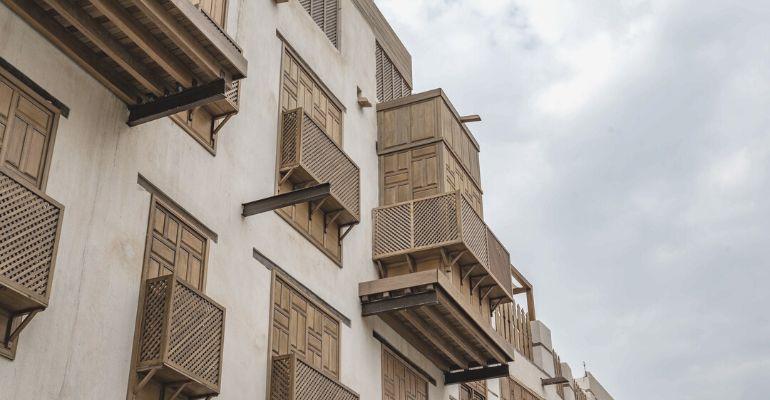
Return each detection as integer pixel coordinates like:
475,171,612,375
270,353,359,400
493,301,533,361
278,108,361,225
137,275,225,398
3,0,248,125
373,192,512,300
0,168,64,314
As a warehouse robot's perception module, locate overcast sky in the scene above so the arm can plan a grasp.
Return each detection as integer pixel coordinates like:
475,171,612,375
376,1,770,399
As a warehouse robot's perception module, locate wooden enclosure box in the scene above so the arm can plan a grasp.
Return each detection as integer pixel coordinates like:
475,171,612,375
278,107,360,225
270,353,359,400
0,168,64,314
136,275,226,398
377,89,482,212
380,140,483,216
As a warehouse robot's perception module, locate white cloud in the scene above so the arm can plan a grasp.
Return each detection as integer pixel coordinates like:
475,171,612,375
377,0,770,399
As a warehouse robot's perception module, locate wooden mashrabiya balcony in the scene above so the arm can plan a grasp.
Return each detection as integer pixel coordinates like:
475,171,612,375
2,0,247,125
136,275,225,398
277,107,361,226
362,192,516,383
0,167,63,316
270,353,359,400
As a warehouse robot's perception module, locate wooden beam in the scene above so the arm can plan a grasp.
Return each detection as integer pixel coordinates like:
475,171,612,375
449,251,466,268
510,264,533,290
89,0,195,87
242,183,331,217
444,364,509,385
380,313,452,372
399,310,468,370
471,275,488,293
375,260,386,278
480,285,495,301
1,0,140,103
42,0,167,95
511,287,529,295
339,225,354,241
527,289,536,321
130,0,223,81
459,114,481,123
361,291,438,316
421,307,485,366
127,79,228,126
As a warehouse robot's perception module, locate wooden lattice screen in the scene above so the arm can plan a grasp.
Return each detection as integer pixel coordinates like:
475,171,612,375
279,108,360,221
372,192,512,297
493,301,533,361
137,275,225,394
0,168,63,311
270,354,359,400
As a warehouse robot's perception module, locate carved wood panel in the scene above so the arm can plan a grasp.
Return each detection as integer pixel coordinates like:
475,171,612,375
144,202,207,291
272,276,340,379
382,348,428,400
0,75,55,190
281,48,342,145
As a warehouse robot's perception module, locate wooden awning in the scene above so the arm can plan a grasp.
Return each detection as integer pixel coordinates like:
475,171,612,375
3,0,247,125
360,270,516,384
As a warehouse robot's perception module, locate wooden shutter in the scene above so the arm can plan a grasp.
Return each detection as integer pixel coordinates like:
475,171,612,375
272,276,341,378
189,0,227,27
381,348,428,400
281,48,343,145
144,202,208,290
376,43,411,103
0,76,56,190
299,0,339,47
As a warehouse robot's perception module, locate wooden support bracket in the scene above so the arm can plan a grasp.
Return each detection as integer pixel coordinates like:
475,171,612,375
212,113,233,136
242,183,330,217
134,368,159,394
324,210,342,233
449,251,466,269
278,168,295,186
490,297,505,313
375,260,386,278
339,224,354,241
480,285,495,301
470,275,488,293
5,310,39,346
168,382,190,400
461,264,479,283
405,254,415,273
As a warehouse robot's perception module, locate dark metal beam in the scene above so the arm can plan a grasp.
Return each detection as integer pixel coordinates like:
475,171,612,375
444,364,509,385
242,183,331,217
361,291,438,317
127,79,227,126
542,376,569,386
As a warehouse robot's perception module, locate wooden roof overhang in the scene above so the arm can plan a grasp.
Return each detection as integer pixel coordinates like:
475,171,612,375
360,269,516,384
3,0,248,126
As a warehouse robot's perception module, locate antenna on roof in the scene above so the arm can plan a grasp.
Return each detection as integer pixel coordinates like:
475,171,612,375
583,361,588,378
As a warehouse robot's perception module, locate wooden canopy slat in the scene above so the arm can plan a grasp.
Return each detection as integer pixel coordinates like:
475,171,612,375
89,0,196,87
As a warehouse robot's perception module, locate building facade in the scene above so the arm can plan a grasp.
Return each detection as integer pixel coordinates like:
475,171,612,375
0,1,614,399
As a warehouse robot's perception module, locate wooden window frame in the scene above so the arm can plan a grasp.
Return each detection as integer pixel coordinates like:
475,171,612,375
274,37,348,266
125,190,216,400
294,0,342,50
266,268,343,398
381,346,429,400
168,0,231,156
0,66,61,192
0,62,63,360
